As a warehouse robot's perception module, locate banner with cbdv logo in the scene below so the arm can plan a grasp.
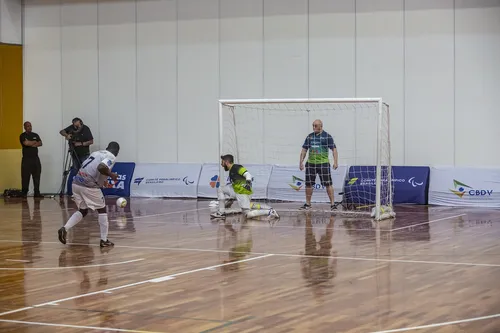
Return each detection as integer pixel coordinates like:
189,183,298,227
66,162,136,197
130,163,201,198
429,167,500,207
197,163,272,199
344,166,430,205
267,165,348,203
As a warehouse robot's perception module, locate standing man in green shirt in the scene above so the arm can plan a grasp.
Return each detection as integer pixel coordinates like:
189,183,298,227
299,119,338,211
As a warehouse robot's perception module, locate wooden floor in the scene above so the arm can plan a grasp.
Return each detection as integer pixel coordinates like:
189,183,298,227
0,197,499,333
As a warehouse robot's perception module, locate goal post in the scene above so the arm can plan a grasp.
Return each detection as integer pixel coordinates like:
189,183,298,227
217,98,395,221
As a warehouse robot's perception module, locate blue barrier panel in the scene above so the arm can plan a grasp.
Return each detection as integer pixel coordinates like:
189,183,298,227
66,168,79,196
66,162,136,198
102,162,136,197
392,166,429,204
343,166,430,205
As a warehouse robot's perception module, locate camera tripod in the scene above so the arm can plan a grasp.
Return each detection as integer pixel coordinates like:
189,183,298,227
58,141,82,197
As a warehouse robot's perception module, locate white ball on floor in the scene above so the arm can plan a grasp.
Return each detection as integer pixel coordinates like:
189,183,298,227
116,197,127,208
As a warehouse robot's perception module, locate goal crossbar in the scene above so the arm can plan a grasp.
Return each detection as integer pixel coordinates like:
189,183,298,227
219,97,383,105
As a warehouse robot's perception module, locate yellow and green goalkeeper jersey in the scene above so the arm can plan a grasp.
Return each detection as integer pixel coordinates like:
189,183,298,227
302,131,336,164
228,164,252,195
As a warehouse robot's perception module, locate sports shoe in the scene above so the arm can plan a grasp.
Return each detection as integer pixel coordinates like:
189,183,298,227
210,211,226,219
100,239,114,248
331,203,339,211
58,227,67,245
299,203,311,210
268,208,280,219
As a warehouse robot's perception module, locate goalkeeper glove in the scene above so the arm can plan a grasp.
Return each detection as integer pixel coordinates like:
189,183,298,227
243,180,252,191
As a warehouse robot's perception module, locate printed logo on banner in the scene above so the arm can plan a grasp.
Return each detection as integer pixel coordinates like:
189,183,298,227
288,176,304,191
287,175,328,191
133,176,195,186
210,175,220,188
183,176,194,185
408,177,424,187
450,179,493,198
209,174,230,188
107,174,127,190
346,176,423,186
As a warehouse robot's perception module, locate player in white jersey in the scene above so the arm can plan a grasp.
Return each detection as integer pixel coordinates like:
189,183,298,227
58,142,120,248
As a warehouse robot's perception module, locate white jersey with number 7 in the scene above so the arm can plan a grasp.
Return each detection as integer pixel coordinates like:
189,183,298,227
73,150,116,188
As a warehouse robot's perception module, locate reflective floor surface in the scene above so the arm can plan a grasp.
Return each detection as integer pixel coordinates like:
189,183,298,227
0,197,499,332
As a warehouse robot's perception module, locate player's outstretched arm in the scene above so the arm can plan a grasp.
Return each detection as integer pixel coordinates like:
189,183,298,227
97,163,118,181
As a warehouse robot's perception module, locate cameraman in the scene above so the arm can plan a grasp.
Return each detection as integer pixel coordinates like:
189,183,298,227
59,117,94,170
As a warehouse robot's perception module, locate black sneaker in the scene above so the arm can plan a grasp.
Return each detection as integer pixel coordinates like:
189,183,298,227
331,203,339,211
299,203,311,210
100,239,114,248
58,227,67,244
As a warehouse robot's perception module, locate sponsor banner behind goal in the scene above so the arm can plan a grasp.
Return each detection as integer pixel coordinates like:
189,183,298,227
197,163,272,199
429,167,500,207
130,163,201,198
267,165,348,203
66,162,136,198
343,166,429,205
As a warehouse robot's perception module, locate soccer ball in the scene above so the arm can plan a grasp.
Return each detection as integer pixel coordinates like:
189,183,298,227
116,197,127,208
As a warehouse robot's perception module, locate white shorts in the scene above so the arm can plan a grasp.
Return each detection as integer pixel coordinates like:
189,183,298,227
218,186,251,210
72,183,105,211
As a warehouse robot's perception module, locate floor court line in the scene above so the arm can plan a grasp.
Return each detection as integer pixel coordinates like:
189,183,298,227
112,207,210,221
0,239,498,268
0,258,144,270
369,313,500,332
0,254,272,317
390,214,467,232
0,319,166,333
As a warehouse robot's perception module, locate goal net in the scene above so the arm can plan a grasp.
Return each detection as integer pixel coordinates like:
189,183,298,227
218,98,395,221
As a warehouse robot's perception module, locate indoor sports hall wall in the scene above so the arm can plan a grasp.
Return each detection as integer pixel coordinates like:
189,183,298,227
22,0,500,194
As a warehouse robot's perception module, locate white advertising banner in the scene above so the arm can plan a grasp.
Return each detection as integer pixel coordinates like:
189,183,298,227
429,167,500,207
267,165,348,203
197,163,272,199
130,163,201,198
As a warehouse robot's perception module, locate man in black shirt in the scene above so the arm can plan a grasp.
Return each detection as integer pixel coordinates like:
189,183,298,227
19,121,43,198
59,117,94,170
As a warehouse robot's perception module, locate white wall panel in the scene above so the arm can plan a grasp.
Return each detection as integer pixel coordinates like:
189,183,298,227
263,0,308,98
356,0,404,165
309,0,355,98
455,0,500,166
98,0,137,161
219,0,263,99
136,0,177,163
308,0,356,166
404,0,455,166
23,0,63,194
61,0,99,150
0,0,22,44
177,0,219,163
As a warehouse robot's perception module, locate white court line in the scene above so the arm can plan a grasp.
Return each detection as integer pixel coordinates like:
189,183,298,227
370,313,500,332
0,239,498,268
0,319,165,333
149,254,273,282
0,254,272,317
390,214,467,232
114,207,210,221
5,259,30,263
0,258,144,270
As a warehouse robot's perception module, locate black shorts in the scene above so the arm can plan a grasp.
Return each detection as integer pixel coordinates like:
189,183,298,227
305,162,332,187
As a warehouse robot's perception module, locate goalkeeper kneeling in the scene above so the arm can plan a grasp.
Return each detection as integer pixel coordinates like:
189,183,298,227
210,154,280,220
